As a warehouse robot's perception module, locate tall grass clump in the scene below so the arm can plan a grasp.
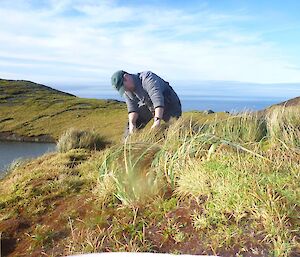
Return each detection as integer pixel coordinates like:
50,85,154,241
57,128,108,153
98,140,166,206
266,106,300,148
207,111,267,143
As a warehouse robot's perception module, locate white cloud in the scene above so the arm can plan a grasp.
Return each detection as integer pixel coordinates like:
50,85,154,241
0,0,300,86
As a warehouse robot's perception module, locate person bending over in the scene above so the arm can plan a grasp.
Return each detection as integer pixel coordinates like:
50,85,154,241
111,70,182,138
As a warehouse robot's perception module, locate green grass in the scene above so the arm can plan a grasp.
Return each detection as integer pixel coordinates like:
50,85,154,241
0,79,299,256
1,106,299,256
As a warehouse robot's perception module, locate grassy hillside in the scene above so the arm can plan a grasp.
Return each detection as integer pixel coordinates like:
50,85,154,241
0,79,228,144
272,96,300,108
0,105,300,256
0,79,128,143
0,79,299,256
0,79,228,143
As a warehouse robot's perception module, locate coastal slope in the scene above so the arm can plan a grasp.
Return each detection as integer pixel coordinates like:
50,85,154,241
0,79,127,142
0,79,299,257
270,96,300,108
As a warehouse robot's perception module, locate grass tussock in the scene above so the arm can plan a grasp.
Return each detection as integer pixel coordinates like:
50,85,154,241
57,128,109,153
266,106,300,148
1,106,300,257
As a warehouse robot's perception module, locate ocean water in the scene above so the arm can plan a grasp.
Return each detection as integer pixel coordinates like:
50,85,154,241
78,93,289,112
179,95,284,112
67,81,300,112
85,94,289,112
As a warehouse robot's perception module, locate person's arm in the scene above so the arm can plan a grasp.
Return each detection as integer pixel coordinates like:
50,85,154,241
128,112,138,134
151,107,164,129
124,93,139,135
142,72,166,129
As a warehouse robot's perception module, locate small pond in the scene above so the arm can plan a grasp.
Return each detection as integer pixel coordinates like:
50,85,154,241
0,141,57,176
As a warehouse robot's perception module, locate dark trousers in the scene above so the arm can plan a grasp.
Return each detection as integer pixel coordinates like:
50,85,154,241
123,101,182,138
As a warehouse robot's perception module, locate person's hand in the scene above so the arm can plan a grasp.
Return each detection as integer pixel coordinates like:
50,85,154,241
151,119,161,129
129,122,136,134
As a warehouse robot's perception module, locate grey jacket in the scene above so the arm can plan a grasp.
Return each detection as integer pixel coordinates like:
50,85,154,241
124,71,181,120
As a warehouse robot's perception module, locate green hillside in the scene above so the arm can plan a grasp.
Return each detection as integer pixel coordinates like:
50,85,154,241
0,79,128,143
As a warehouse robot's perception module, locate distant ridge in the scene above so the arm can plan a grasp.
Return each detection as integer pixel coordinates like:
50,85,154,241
0,78,76,97
272,96,300,108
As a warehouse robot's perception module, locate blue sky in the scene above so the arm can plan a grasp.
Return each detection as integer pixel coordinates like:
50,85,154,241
1,0,300,95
